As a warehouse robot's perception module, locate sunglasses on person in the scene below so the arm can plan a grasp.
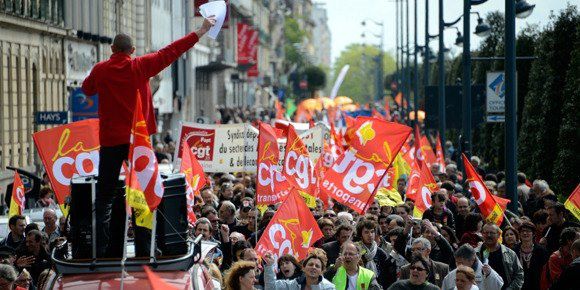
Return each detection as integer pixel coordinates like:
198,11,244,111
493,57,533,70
324,213,336,218
410,266,427,272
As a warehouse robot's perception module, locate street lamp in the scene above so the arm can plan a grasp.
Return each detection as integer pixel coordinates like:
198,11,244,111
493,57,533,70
506,0,535,213
454,28,464,47
474,15,492,37
515,0,536,19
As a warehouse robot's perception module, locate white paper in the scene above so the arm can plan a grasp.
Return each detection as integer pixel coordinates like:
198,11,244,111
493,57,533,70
199,0,226,40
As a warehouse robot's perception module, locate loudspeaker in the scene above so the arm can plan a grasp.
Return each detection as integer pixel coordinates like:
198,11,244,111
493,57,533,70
69,176,96,259
69,176,125,259
156,173,189,256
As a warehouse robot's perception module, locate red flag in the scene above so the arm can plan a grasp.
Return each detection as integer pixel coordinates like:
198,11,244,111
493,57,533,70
564,184,580,221
255,189,323,261
435,134,446,173
405,159,439,218
320,117,412,213
282,125,316,196
143,266,179,290
421,136,437,167
180,141,207,224
9,172,25,217
462,154,509,225
126,93,164,229
412,125,425,167
256,123,290,205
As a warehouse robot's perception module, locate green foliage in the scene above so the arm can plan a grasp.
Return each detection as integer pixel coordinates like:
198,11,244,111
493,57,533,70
332,44,396,103
304,65,327,93
519,6,579,184
552,22,580,197
284,17,307,67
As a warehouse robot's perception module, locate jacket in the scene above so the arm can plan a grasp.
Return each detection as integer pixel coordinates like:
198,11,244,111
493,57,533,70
332,266,381,290
322,240,342,266
264,264,336,290
82,32,200,146
550,257,580,290
477,244,524,290
441,259,504,290
400,258,449,288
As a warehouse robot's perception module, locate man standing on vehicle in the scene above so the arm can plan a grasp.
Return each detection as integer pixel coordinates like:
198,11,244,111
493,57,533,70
82,17,216,257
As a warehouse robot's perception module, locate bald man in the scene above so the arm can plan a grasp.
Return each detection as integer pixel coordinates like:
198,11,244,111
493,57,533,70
83,17,216,257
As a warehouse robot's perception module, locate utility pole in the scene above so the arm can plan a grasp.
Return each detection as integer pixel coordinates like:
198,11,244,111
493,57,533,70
438,0,446,146
413,0,419,123
505,0,518,213
462,0,472,156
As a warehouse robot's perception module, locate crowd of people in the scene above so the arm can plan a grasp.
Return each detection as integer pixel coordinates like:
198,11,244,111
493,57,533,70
183,153,579,290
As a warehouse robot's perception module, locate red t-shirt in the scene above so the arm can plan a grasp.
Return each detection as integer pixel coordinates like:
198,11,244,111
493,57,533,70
82,32,200,146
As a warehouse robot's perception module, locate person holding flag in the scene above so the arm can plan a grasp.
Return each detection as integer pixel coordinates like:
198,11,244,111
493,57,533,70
82,15,216,257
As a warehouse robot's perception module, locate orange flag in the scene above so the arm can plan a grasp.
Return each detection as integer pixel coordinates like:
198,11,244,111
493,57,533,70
126,93,164,229
320,117,412,213
9,172,25,217
406,159,439,218
180,141,207,224
282,125,317,207
462,154,509,225
256,122,290,205
564,184,580,221
143,266,179,290
255,189,323,261
435,134,446,173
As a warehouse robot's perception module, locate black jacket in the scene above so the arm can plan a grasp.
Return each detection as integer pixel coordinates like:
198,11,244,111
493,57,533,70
322,240,342,266
550,257,580,290
515,244,549,290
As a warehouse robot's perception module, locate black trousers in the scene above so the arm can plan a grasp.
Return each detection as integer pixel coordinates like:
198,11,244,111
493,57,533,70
96,144,129,258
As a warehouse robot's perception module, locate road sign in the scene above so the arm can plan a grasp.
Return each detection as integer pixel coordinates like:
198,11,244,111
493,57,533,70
486,115,505,123
35,111,68,125
70,88,99,122
486,72,506,114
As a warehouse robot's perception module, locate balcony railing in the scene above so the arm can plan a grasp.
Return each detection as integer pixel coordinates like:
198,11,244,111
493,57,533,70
0,0,64,26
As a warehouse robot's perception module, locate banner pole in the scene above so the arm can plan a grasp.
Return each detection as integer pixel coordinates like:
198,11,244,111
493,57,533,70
149,210,158,262
120,200,131,290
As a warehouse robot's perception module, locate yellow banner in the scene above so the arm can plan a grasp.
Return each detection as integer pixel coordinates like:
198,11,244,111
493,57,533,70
126,187,154,229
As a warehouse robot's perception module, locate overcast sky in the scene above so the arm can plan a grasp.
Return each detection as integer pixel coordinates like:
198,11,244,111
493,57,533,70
316,0,576,67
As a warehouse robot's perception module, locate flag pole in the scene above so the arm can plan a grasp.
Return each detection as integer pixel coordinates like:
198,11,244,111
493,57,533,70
120,200,131,290
150,210,157,262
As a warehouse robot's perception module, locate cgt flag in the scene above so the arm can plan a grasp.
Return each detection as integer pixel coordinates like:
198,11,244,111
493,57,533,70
255,188,323,262
564,184,580,221
126,93,164,229
180,141,207,224
256,122,290,205
435,134,446,173
320,117,411,214
9,172,25,217
406,159,439,218
282,125,317,207
462,154,509,225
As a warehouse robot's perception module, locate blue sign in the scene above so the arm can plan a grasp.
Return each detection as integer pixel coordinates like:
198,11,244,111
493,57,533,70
35,111,68,124
70,88,98,122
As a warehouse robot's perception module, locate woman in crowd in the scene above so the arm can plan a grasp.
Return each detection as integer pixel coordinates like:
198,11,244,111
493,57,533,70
514,221,548,290
440,225,460,251
454,265,478,290
224,261,258,290
264,249,335,290
276,254,303,280
502,226,520,250
388,256,439,290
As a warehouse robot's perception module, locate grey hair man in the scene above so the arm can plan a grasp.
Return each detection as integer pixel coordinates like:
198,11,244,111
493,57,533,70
0,264,17,290
400,237,450,287
441,244,504,290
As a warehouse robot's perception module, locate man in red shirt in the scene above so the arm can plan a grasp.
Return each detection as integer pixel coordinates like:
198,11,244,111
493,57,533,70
82,17,215,257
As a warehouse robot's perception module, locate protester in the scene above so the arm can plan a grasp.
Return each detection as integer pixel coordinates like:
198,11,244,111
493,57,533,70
388,256,440,290
83,15,216,258
423,191,455,229
513,221,548,290
0,264,17,290
326,241,381,290
224,261,258,290
400,237,449,287
541,203,579,253
453,265,478,290
542,227,579,288
550,239,580,289
441,244,503,290
0,215,26,249
502,226,520,250
276,254,303,280
322,224,354,266
355,219,397,288
264,250,335,289
14,230,51,285
478,223,524,290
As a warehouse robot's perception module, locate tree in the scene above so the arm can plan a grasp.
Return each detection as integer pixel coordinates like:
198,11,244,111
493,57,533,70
552,22,580,196
332,44,396,103
519,6,579,183
304,65,327,96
